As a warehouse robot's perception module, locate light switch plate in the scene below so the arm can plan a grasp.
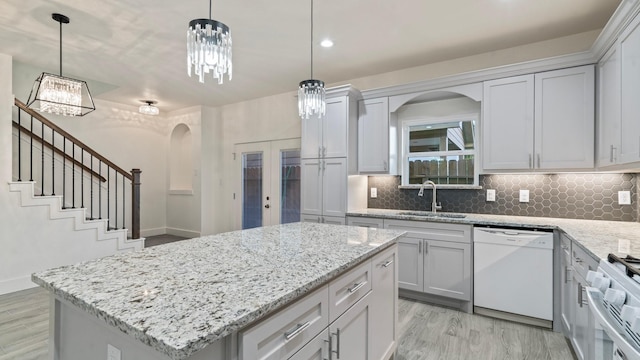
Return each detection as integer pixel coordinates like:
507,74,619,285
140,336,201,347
486,189,496,202
107,344,121,360
618,191,631,205
519,190,530,203
370,188,377,198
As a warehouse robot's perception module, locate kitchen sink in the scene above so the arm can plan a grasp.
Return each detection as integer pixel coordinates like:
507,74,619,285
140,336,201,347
398,211,466,219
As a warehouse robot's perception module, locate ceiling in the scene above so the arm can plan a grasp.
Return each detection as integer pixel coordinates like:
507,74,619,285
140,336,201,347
0,0,621,112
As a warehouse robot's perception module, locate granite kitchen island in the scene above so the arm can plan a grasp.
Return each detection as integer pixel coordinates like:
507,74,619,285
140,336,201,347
32,222,404,360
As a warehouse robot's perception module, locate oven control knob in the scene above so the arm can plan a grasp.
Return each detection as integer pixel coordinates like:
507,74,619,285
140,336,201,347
604,288,627,308
593,276,611,293
621,305,640,325
586,270,601,285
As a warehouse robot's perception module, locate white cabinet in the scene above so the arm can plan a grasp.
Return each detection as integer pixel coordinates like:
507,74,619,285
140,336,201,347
329,292,371,360
571,271,589,360
301,158,347,220
300,214,345,225
482,65,595,171
346,216,384,228
288,330,329,360
328,260,372,323
385,220,472,303
301,97,349,159
620,14,640,165
482,75,535,170
560,235,573,337
370,246,398,360
597,44,621,167
358,97,390,173
534,66,595,169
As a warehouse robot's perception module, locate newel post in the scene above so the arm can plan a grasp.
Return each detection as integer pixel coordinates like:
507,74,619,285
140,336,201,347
131,169,142,239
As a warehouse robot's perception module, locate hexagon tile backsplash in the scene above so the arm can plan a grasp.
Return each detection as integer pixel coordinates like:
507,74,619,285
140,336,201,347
367,173,638,222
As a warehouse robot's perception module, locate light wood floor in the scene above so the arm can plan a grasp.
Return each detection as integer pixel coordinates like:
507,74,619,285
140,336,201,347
0,289,576,360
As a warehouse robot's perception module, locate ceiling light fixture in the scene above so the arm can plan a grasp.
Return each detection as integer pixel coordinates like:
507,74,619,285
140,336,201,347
320,39,333,48
27,13,95,117
298,0,326,120
187,0,232,84
139,100,159,116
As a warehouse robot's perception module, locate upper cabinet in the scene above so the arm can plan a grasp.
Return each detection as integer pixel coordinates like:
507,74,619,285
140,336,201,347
597,44,621,167
482,65,595,171
620,14,640,165
358,97,390,173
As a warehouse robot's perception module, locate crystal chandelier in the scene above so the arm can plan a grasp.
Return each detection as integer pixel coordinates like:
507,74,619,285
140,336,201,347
139,100,159,116
187,0,232,84
27,13,95,117
298,0,326,120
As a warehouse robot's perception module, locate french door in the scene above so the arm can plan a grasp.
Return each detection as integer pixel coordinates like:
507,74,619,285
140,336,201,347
235,139,301,229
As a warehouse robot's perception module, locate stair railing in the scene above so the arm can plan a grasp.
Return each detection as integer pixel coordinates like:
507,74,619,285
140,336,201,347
12,98,141,239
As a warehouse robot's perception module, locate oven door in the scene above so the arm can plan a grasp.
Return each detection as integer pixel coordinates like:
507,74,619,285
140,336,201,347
586,287,640,360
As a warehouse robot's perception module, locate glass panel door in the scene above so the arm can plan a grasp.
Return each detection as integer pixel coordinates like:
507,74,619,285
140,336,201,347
242,152,263,229
279,149,300,224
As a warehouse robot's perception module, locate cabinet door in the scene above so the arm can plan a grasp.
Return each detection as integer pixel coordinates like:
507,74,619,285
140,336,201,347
560,237,573,337
370,246,397,360
396,235,424,292
300,214,322,223
423,240,471,301
322,158,347,218
358,98,390,173
288,329,329,360
301,159,323,216
324,97,348,158
482,75,535,170
301,116,323,159
597,44,621,167
571,274,589,360
329,293,371,360
346,217,384,228
535,65,595,169
322,216,346,225
620,15,640,164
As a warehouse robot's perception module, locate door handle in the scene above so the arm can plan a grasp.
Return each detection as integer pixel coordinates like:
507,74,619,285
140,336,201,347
331,329,341,359
383,160,388,171
418,241,422,254
264,204,270,209
610,145,614,163
529,154,532,168
537,153,541,168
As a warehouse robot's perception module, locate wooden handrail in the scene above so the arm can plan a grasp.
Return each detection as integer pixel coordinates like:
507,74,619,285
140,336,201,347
12,122,107,182
15,98,133,181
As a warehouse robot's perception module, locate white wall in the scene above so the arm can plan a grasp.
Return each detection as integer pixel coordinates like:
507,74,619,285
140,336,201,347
200,106,224,236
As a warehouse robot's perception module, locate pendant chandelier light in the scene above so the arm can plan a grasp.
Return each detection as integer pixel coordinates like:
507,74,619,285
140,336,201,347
187,0,232,84
138,100,160,116
298,0,326,120
27,13,95,117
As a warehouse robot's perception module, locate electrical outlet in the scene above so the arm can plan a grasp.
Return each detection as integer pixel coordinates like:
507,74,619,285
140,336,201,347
486,189,496,202
107,344,121,360
519,190,530,203
370,187,377,198
618,191,631,205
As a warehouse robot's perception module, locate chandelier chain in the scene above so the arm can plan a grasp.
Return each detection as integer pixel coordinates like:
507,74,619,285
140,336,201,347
58,18,62,76
310,0,314,79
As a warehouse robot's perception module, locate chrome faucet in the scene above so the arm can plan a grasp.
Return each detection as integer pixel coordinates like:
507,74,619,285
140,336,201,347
418,180,442,213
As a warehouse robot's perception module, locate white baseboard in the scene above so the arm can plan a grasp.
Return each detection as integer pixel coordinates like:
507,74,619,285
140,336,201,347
166,227,200,239
0,275,38,295
140,227,167,237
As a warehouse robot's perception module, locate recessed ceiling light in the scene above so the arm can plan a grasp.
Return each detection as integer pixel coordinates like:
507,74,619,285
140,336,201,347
320,39,334,48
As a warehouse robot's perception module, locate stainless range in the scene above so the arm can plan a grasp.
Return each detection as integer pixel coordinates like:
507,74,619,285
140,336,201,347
586,255,640,359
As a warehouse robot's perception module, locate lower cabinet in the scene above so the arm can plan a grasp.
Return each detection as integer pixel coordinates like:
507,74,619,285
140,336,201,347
346,216,384,228
571,271,590,360
385,220,472,302
301,214,346,225
241,244,397,360
560,236,573,337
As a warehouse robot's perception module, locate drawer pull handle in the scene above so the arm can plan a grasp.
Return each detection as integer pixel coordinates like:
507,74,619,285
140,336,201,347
382,260,394,268
284,321,311,340
348,282,366,294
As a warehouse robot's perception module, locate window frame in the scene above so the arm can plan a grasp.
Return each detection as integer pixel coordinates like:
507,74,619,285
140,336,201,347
400,113,480,187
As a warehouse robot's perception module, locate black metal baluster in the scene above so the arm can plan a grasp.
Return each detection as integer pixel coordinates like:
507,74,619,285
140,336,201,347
40,121,44,196
29,115,33,181
122,175,125,230
107,167,110,229
115,172,118,229
72,145,75,208
90,155,94,220
17,110,21,181
81,149,84,209
62,138,66,209
98,161,102,219
51,129,55,195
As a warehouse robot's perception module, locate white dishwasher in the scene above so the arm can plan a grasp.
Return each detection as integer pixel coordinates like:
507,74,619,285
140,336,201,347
473,227,554,328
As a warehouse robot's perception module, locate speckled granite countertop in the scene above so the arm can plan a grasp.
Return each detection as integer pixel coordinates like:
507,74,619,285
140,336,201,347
32,223,404,360
347,209,640,261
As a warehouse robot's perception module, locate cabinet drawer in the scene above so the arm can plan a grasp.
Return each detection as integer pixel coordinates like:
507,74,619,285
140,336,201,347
346,216,384,228
239,286,329,360
571,240,598,279
385,219,471,244
329,260,372,322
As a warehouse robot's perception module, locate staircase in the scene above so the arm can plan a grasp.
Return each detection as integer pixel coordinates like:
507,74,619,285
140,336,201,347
2,98,144,295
